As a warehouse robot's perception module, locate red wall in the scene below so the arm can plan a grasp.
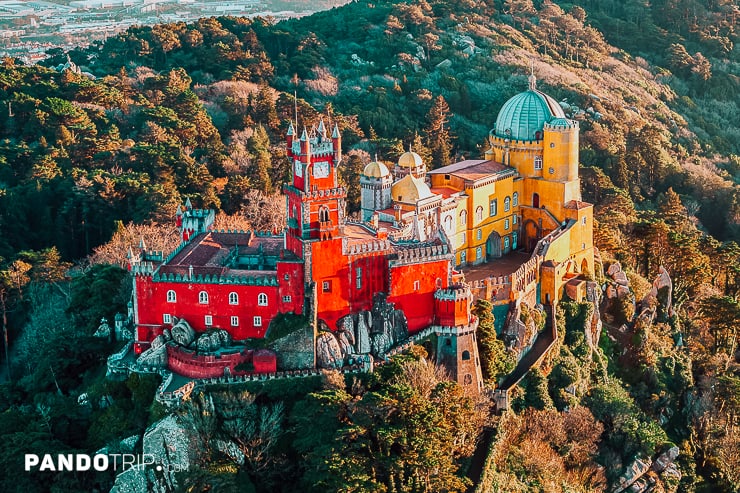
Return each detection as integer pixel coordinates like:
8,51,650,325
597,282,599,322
389,259,450,333
135,265,306,350
311,238,392,330
167,345,277,378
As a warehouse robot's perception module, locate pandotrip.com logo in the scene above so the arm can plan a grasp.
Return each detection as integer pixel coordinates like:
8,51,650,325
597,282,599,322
25,454,188,473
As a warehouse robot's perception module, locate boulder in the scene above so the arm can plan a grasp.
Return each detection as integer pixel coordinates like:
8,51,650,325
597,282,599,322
316,332,343,369
371,331,391,359
171,319,195,347
616,284,631,297
136,344,167,368
652,446,679,473
93,318,112,340
110,414,199,493
613,458,651,493
195,329,232,352
337,329,355,358
613,270,630,286
355,312,372,354
607,262,622,277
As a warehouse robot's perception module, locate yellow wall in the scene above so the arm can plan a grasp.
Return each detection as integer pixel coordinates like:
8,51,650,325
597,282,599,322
543,126,579,182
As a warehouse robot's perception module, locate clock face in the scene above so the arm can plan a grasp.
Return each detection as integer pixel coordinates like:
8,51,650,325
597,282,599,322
548,167,555,175
294,160,302,178
313,161,330,178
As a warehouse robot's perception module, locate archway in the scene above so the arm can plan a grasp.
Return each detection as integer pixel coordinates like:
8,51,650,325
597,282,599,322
486,231,502,259
523,220,540,252
532,193,540,208
581,258,590,277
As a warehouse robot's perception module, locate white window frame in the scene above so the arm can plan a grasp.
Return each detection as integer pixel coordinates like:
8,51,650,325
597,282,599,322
475,206,483,222
166,290,176,303
257,293,268,306
229,292,238,305
513,192,519,207
205,315,213,326
504,196,511,212
322,281,331,292
476,246,482,259
356,267,362,289
282,295,292,302
231,316,239,327
163,313,172,324
534,156,543,170
476,229,482,241
489,199,497,217
459,210,467,225
413,280,420,291
199,291,209,304
253,316,262,327
505,219,510,230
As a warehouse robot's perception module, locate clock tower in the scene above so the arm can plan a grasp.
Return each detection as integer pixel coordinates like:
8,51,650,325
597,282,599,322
284,120,345,258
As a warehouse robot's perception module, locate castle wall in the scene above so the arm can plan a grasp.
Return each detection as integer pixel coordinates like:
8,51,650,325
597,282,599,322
388,259,449,333
166,345,276,379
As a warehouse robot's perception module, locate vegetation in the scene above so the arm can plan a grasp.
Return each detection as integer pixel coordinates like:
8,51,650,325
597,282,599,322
0,0,737,491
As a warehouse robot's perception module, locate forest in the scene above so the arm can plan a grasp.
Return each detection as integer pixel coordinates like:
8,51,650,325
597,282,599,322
0,0,738,491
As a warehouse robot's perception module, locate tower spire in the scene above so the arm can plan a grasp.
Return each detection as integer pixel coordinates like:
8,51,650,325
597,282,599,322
528,61,537,91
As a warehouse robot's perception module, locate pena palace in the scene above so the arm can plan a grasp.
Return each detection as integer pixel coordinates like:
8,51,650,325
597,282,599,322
126,76,595,394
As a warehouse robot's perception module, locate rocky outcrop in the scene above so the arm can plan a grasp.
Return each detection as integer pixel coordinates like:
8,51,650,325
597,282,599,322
195,329,231,352
652,446,679,473
268,320,314,370
613,458,651,493
316,331,344,369
171,319,195,347
355,311,372,354
641,266,674,321
136,335,167,368
93,318,112,341
110,414,200,493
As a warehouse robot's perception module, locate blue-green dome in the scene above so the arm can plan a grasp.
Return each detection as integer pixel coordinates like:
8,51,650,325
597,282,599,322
494,90,565,141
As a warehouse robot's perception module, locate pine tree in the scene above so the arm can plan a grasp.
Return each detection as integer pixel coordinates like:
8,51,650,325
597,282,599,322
424,95,453,169
472,299,514,382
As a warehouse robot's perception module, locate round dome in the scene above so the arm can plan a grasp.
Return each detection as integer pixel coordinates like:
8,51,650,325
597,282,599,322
398,151,424,169
494,90,565,141
363,161,390,178
547,117,572,128
391,174,433,203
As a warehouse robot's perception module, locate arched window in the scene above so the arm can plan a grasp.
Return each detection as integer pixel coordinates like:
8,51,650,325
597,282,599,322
476,246,482,259
257,293,268,306
228,292,238,305
459,210,467,226
460,251,467,263
505,219,510,230
444,215,453,232
198,291,208,304
504,196,511,212
512,192,519,207
534,156,543,170
319,207,330,222
475,206,483,222
476,229,482,241
489,199,497,216
166,290,176,303
504,236,510,250
462,350,471,360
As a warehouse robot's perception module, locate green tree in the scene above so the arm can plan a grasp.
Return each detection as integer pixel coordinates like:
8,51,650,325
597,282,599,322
472,299,514,382
424,95,453,169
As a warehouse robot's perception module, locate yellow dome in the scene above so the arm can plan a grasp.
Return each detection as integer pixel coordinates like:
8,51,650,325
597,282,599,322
392,174,433,203
363,161,390,178
398,151,423,169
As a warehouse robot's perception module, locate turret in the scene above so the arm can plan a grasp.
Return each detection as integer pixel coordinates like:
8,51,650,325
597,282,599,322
300,127,311,159
331,124,342,164
286,123,295,156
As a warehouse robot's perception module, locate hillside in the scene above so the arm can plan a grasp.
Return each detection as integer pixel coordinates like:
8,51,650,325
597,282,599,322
0,1,738,492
